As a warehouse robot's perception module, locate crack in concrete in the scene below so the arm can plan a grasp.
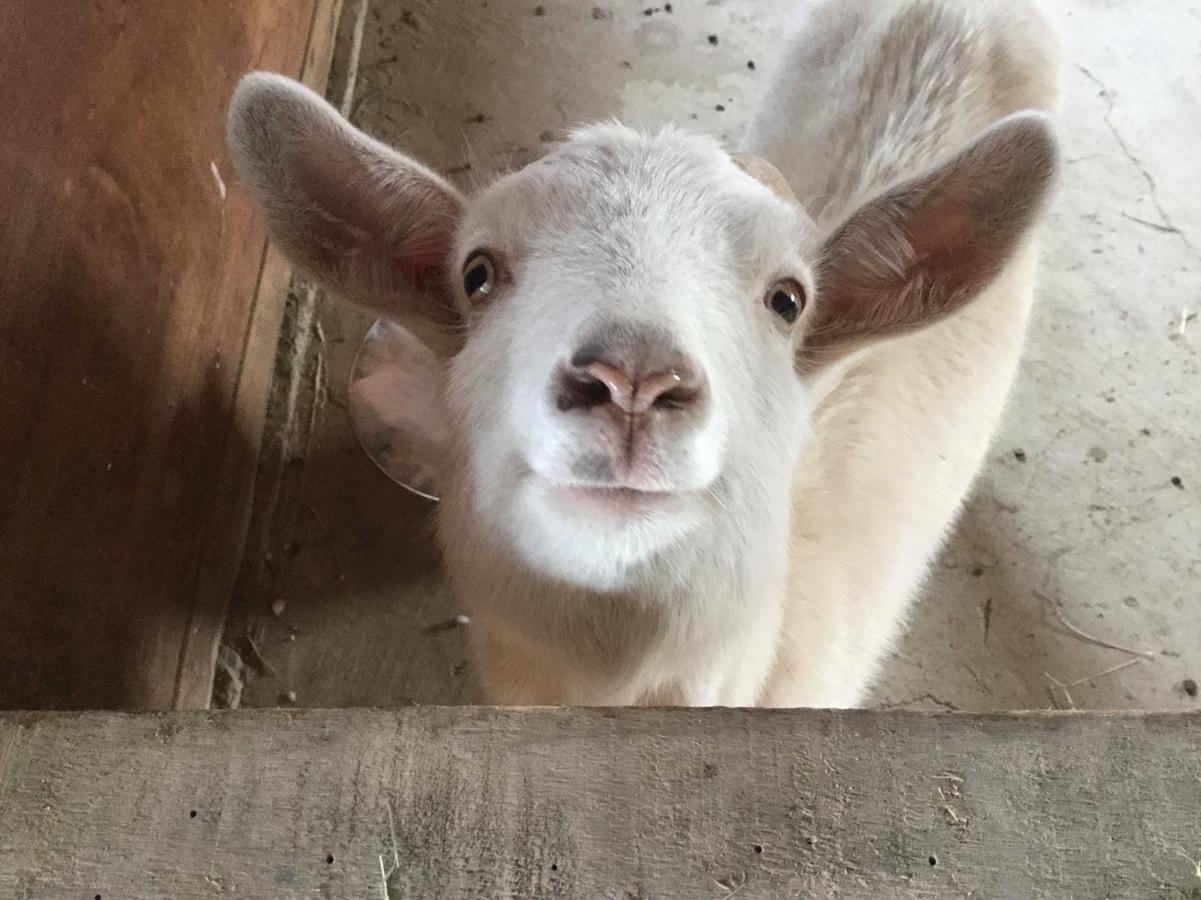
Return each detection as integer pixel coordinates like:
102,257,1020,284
1076,64,1201,264
1120,211,1182,235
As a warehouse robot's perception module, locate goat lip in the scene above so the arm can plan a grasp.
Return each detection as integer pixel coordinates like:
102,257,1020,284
547,483,675,514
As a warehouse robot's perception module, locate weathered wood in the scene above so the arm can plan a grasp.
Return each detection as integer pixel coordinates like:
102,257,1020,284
170,0,346,712
0,710,1198,898
0,0,342,709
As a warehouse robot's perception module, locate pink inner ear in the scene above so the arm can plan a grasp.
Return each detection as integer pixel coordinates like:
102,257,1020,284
805,115,1058,373
385,183,461,291
402,249,450,290
908,207,976,262
301,141,462,296
807,197,995,367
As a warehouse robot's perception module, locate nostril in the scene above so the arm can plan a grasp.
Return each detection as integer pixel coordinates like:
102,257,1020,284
652,384,700,410
584,360,637,412
556,369,612,412
639,366,702,413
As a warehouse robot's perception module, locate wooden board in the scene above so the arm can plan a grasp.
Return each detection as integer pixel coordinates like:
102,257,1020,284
1,709,1199,898
0,0,342,709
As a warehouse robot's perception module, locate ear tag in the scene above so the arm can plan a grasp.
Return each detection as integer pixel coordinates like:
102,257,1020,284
348,319,449,501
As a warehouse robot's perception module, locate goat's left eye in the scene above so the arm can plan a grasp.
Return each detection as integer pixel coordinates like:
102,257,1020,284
766,278,805,324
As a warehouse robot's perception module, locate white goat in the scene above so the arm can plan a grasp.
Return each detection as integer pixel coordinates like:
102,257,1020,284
227,0,1062,707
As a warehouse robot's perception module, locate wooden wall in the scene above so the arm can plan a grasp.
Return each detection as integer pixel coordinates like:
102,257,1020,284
0,1,342,709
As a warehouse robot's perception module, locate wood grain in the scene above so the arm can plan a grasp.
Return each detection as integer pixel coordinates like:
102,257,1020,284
171,0,345,712
0,709,1198,898
0,0,342,709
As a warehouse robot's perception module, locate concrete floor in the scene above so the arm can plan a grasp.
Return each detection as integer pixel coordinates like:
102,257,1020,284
220,0,1199,712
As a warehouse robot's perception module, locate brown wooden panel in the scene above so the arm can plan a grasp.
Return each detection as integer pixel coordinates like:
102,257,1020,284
1,709,1199,897
0,1,342,709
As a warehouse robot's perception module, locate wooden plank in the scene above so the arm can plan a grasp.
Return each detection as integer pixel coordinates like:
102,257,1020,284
0,710,1198,898
170,0,344,711
0,1,341,709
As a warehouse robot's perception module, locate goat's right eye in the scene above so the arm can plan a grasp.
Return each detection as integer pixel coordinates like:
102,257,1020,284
463,252,496,300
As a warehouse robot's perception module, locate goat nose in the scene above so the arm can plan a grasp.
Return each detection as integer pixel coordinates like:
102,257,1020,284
585,361,691,414
556,357,703,415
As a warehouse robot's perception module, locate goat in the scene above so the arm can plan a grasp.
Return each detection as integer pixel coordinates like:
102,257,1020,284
227,0,1062,706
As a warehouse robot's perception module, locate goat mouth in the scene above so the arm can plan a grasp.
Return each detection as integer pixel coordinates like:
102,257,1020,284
547,483,676,514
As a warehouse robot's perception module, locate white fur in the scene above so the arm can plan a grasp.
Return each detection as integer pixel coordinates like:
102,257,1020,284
227,0,1063,707
746,0,1063,706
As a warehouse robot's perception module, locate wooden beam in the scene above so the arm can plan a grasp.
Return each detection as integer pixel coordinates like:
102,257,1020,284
0,0,342,709
170,0,345,712
1,709,1198,897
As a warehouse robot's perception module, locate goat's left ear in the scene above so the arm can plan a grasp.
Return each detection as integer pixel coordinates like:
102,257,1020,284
800,111,1059,372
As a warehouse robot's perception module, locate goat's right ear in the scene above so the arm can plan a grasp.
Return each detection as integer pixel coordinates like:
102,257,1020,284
227,71,464,353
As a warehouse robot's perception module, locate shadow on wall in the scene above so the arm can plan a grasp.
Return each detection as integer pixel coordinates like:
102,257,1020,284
0,1,317,709
0,149,260,709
